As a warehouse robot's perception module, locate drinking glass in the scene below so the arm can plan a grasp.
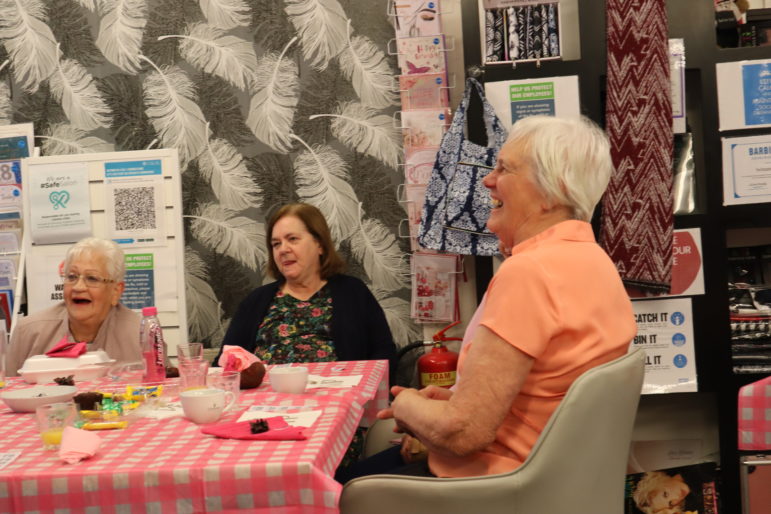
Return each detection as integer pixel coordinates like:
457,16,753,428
207,370,241,407
177,343,204,365
36,402,78,450
179,359,209,391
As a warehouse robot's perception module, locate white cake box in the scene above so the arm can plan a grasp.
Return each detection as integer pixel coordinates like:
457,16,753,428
17,350,116,384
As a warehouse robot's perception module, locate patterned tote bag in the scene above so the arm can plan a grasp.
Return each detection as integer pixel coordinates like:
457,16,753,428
418,77,508,256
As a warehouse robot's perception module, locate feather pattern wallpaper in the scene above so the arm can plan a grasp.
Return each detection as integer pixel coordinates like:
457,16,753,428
0,0,420,350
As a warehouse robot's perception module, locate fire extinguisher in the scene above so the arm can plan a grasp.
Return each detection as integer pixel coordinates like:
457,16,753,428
418,321,461,388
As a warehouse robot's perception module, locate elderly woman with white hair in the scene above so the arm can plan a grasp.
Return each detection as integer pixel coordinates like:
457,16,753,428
6,237,141,376
337,115,637,481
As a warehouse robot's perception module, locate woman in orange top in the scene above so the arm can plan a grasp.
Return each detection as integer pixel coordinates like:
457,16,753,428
337,115,637,481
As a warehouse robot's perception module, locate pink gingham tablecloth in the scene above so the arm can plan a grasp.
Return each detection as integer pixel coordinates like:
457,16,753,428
738,374,771,450
0,360,386,513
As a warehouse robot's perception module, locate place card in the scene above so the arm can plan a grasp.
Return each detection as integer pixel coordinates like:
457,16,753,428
237,408,322,428
0,451,21,470
306,375,363,389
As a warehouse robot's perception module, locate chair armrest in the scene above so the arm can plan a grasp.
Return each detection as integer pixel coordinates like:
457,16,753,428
363,418,398,458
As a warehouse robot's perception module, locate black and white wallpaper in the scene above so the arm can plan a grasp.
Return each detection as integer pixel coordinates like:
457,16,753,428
0,0,420,349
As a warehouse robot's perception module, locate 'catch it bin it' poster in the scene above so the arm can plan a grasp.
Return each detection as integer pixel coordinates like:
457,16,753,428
630,297,697,394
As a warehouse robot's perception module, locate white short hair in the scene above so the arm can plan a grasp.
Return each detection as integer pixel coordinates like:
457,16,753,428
64,237,126,281
505,115,613,222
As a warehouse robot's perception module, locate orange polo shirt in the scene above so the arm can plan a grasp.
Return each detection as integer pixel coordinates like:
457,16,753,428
429,220,637,477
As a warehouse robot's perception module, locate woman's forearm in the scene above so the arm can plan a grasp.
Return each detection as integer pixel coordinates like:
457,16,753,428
391,389,497,457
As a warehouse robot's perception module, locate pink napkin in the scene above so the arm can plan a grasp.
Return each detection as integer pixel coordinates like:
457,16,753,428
218,345,261,372
59,426,102,464
46,336,87,358
201,416,306,440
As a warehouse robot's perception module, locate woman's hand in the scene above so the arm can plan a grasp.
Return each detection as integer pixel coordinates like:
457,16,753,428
377,385,453,420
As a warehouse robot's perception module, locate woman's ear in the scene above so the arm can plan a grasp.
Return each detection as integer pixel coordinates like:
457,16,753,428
112,281,125,306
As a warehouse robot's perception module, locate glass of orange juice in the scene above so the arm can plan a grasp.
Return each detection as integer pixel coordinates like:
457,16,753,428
35,402,77,450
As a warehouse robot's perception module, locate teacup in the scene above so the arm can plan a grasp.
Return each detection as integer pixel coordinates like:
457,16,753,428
179,388,235,424
269,366,309,394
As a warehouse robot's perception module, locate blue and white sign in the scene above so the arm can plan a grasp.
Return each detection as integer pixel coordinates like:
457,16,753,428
717,58,771,130
103,159,165,247
631,297,697,394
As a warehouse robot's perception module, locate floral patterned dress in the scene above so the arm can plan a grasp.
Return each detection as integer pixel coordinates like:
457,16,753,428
255,287,336,364
254,286,365,466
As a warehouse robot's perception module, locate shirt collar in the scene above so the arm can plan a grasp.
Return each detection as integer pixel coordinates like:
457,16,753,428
510,220,595,257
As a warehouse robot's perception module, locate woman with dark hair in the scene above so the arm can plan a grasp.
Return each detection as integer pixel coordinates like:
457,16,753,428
215,203,396,365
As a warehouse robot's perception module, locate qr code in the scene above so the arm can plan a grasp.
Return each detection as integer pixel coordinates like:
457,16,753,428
114,187,156,230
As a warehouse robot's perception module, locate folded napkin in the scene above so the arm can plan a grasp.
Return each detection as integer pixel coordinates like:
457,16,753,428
46,336,87,358
59,426,102,464
201,416,306,440
218,345,260,372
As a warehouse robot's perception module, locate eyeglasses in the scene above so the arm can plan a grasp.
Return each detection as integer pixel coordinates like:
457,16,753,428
62,272,115,288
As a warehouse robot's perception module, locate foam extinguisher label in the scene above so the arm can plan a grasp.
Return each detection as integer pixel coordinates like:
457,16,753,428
420,370,456,387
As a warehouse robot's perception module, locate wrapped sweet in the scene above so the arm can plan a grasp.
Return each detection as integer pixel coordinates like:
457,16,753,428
218,345,265,389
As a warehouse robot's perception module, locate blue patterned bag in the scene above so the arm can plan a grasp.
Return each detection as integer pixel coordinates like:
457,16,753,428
418,78,507,256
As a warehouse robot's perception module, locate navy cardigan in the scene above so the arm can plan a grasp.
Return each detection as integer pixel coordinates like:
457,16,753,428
214,274,396,369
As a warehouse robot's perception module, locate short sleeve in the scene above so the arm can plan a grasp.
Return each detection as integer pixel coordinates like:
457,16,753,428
479,254,560,359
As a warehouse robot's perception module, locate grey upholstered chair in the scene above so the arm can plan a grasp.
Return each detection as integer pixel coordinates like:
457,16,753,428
340,348,646,514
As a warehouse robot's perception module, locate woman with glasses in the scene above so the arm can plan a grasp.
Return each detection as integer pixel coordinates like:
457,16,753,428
6,237,141,376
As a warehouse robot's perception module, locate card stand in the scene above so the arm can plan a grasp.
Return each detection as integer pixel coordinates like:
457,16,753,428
410,252,463,324
478,1,565,68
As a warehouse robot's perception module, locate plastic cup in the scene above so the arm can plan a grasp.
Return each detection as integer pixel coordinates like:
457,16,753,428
36,402,78,450
207,370,240,408
179,359,209,391
177,343,204,364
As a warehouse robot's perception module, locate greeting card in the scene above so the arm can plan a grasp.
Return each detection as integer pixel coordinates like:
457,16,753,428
404,147,439,185
401,108,450,153
405,184,427,251
392,0,442,38
411,253,458,323
399,73,450,110
397,35,447,75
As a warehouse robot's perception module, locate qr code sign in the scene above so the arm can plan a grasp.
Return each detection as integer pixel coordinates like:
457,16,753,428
114,187,156,230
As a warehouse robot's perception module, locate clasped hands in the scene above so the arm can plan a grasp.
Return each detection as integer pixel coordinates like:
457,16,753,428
377,384,453,463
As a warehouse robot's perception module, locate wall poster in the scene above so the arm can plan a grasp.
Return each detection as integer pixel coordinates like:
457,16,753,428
721,134,771,205
631,297,698,394
485,75,580,127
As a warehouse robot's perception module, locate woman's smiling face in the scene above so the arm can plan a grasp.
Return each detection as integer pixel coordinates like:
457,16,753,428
63,251,123,330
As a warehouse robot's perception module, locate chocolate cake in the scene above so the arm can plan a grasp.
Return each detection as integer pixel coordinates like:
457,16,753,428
73,391,104,410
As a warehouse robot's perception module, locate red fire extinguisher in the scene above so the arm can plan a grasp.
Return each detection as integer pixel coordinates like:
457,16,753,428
418,321,461,388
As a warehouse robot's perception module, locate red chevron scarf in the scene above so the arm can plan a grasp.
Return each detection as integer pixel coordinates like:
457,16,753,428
601,0,673,293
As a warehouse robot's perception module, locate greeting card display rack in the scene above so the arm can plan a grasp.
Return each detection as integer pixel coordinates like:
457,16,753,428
388,0,462,323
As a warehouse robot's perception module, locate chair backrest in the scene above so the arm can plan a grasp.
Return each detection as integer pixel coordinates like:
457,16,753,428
505,347,645,513
340,348,646,514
